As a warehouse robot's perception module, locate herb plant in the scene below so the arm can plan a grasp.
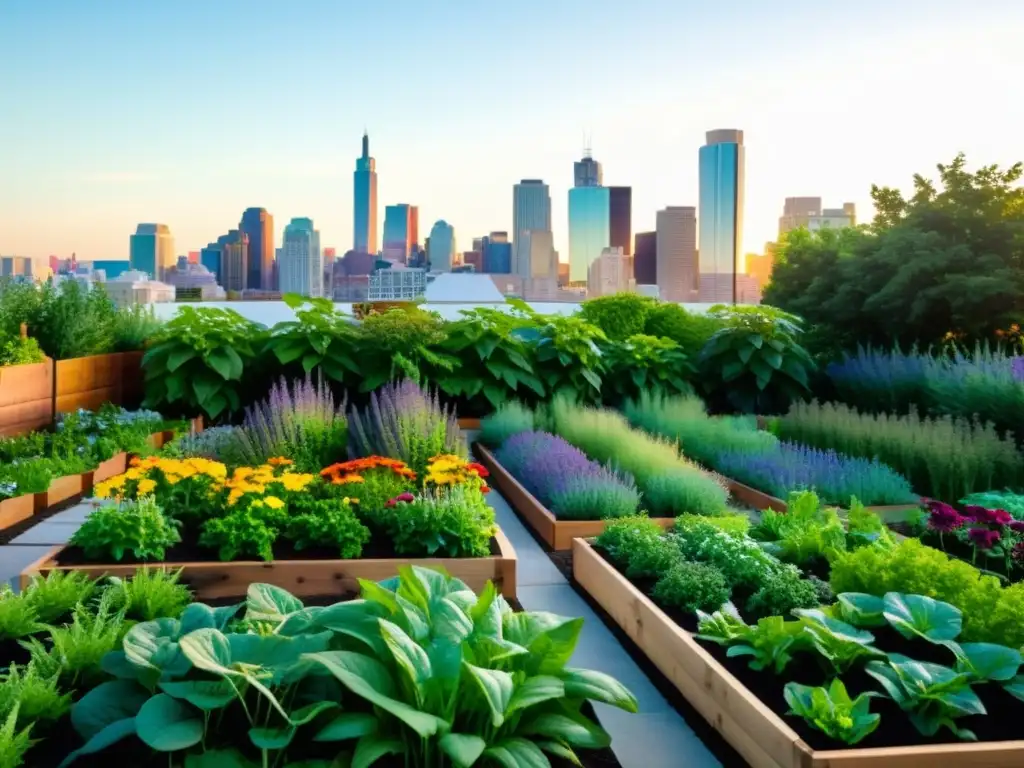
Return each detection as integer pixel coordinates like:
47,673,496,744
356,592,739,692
106,568,192,622
284,495,370,558
652,562,730,614
478,401,536,448
22,571,96,624
784,679,880,745
70,496,182,562
386,485,495,558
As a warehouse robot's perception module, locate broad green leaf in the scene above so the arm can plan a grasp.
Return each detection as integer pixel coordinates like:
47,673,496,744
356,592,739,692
465,663,514,727
353,735,404,768
954,642,1022,682
57,718,138,768
835,593,886,627
438,733,487,768
276,607,326,637
289,700,339,727
537,740,581,766
305,651,449,737
883,592,962,642
179,628,234,673
380,618,432,693
207,347,244,380
192,373,223,405
503,613,583,675
166,347,196,372
100,650,139,680
314,712,379,742
180,602,242,634
560,668,639,712
136,693,204,751
247,582,304,621
522,712,611,749
123,617,190,678
483,738,550,768
160,679,236,710
71,680,148,740
506,675,564,714
250,725,297,750
1003,674,1024,703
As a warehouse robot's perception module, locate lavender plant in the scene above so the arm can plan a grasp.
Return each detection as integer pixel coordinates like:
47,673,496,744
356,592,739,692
827,344,1024,442
165,425,244,463
713,442,917,506
495,431,641,520
348,379,463,478
233,375,347,471
776,400,1023,502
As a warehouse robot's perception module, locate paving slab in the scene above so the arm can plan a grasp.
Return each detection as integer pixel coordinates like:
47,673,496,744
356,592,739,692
45,502,100,524
0,544,54,590
488,485,722,768
10,521,82,546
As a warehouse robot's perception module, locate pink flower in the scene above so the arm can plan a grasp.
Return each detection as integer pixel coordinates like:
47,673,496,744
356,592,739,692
968,526,1002,550
1009,521,1024,534
964,506,1013,526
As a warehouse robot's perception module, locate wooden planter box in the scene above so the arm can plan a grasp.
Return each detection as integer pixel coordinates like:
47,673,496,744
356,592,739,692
21,528,518,601
475,444,674,550
55,352,127,414
33,473,85,513
0,358,54,437
89,453,128,484
458,417,482,431
0,494,35,531
120,350,144,408
573,537,1024,768
724,477,920,522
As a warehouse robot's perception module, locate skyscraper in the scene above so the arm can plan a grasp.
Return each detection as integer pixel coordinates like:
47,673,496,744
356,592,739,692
129,223,175,279
219,230,249,293
427,221,456,272
777,197,822,237
588,247,633,297
512,179,551,278
568,186,610,283
280,218,322,297
608,187,632,256
382,204,418,263
239,208,274,290
481,232,511,274
698,129,745,303
634,231,657,285
574,153,603,187
353,132,379,254
656,206,697,303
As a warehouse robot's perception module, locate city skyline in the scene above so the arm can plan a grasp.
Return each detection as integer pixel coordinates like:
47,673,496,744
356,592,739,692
2,1,1021,267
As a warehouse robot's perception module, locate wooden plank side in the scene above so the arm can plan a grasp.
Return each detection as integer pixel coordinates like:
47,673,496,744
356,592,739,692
725,478,789,513
573,538,801,768
0,358,54,436
0,494,35,531
55,353,126,413
810,742,1024,768
28,539,518,601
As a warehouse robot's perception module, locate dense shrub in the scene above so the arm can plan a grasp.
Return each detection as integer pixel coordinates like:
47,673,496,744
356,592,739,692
643,302,724,358
579,292,656,340
775,400,1024,501
653,562,731,614
495,431,640,520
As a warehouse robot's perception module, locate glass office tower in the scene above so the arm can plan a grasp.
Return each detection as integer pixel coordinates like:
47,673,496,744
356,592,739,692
698,129,745,303
568,186,610,283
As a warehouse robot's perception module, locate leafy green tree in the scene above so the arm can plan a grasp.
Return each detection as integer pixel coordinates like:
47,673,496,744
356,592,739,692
643,302,725,358
765,154,1024,349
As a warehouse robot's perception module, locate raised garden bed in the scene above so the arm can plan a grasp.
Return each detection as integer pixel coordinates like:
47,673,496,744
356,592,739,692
476,443,673,550
458,416,482,430
573,536,1024,768
21,528,519,600
0,493,34,529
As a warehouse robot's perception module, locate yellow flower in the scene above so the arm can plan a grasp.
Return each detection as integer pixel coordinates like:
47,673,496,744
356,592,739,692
264,496,285,510
137,478,157,495
250,498,265,507
346,497,359,504
280,474,313,492
164,474,181,485
93,482,112,499
125,468,143,481
227,489,244,506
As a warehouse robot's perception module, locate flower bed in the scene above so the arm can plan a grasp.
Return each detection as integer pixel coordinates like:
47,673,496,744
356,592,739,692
25,450,518,599
475,442,673,550
625,393,919,509
2,566,637,767
0,406,192,533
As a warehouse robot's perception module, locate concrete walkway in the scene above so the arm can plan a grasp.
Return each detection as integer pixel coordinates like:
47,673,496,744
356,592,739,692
0,495,722,767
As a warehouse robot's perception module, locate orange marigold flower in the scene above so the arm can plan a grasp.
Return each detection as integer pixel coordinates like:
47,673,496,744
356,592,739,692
268,457,294,466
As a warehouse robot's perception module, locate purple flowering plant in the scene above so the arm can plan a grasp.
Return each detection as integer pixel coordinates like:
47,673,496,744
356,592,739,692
495,431,640,520
923,497,1024,577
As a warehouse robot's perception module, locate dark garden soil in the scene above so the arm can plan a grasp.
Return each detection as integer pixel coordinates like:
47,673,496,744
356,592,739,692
54,532,503,566
590,545,1024,751
0,492,89,545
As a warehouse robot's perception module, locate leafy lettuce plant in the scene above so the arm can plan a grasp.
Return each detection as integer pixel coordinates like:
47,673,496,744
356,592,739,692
59,568,638,767
784,679,880,745
69,496,182,563
864,654,984,740
725,616,808,674
794,609,884,674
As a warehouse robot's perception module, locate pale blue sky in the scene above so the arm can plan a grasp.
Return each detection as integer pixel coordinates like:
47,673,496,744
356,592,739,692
1,0,1022,264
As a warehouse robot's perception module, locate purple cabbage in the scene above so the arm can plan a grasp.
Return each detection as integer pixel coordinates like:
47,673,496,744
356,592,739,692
713,442,916,506
496,431,640,520
348,379,462,477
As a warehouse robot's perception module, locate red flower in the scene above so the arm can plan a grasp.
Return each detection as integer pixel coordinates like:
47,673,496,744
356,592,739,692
466,462,490,478
968,526,1002,550
481,485,491,494
927,503,966,533
964,506,1013,526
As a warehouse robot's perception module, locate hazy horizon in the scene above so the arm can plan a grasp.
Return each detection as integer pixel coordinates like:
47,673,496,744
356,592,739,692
2,0,1022,266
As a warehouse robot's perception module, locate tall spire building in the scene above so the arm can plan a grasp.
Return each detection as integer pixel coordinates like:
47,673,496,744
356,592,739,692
353,132,378,254
698,128,745,303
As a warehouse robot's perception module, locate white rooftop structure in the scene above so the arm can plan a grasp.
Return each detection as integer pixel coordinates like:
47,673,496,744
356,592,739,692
423,273,504,303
